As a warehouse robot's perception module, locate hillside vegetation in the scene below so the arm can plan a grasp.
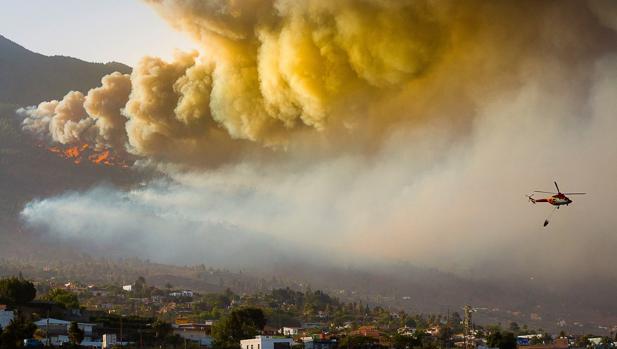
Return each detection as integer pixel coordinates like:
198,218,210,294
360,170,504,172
0,34,130,106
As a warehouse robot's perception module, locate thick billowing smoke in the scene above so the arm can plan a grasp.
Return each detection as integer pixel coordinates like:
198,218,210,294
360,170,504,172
84,72,132,150
21,72,131,152
20,0,596,164
22,54,617,284
18,0,617,305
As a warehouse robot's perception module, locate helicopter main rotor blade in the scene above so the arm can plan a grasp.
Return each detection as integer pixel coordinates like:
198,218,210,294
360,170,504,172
564,192,586,195
534,191,557,194
554,181,561,193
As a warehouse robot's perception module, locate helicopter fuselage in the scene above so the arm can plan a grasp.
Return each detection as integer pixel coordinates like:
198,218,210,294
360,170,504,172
531,193,572,206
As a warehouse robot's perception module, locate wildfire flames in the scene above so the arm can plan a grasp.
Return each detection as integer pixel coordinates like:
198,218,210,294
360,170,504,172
44,143,130,168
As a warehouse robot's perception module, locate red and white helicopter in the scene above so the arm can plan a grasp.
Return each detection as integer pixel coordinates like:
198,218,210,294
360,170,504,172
527,181,586,226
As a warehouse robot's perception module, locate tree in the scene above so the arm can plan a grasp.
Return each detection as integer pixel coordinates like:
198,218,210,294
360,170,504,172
508,322,520,333
392,334,422,349
487,331,503,348
600,336,613,349
0,276,36,305
487,330,517,349
68,321,84,347
165,334,184,348
574,335,591,348
45,288,80,309
339,335,379,349
212,308,266,349
134,276,146,295
153,319,173,345
541,332,553,344
0,314,37,348
405,318,417,328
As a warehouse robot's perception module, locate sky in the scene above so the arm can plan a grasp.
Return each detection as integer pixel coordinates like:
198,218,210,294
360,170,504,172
0,0,195,66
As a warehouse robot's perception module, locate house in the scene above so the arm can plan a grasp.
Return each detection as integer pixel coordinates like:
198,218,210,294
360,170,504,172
169,290,195,297
426,326,441,337
397,326,416,336
354,326,381,339
173,322,213,347
517,338,569,349
34,318,97,346
102,334,117,349
282,326,303,336
35,318,95,336
122,285,132,292
240,336,294,349
302,336,338,349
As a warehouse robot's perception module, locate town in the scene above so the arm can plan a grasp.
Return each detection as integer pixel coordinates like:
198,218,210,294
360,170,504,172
1,275,615,349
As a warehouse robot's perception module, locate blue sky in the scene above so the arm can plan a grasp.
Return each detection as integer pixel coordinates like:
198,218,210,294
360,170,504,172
0,0,196,66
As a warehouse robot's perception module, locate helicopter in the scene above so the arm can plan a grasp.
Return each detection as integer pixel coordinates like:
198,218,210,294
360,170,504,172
527,181,585,226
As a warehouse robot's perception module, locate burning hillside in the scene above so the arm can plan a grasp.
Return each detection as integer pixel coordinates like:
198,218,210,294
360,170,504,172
42,143,130,167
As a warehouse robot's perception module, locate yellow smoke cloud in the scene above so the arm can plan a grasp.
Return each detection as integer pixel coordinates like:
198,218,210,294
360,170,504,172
84,72,132,150
145,0,450,140
20,0,617,165
20,74,131,152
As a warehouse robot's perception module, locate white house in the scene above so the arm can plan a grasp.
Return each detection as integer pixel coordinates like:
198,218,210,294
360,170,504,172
282,327,302,336
240,336,294,349
122,285,133,292
169,290,194,297
102,334,117,349
0,309,14,329
173,323,213,347
397,326,416,336
34,318,95,339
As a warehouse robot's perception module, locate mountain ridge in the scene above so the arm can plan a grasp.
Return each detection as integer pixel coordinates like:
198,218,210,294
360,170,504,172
0,34,131,106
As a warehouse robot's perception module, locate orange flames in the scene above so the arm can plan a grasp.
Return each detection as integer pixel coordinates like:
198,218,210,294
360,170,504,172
89,150,111,165
42,143,130,168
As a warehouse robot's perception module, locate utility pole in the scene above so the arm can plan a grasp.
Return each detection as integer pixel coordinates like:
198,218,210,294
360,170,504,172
463,305,473,349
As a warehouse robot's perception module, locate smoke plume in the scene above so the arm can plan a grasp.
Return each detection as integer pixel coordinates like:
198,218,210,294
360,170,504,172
22,0,615,164
17,0,617,313
21,72,131,152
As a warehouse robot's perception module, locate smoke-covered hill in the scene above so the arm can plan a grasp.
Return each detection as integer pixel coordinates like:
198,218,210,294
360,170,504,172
0,35,140,251
0,34,130,106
